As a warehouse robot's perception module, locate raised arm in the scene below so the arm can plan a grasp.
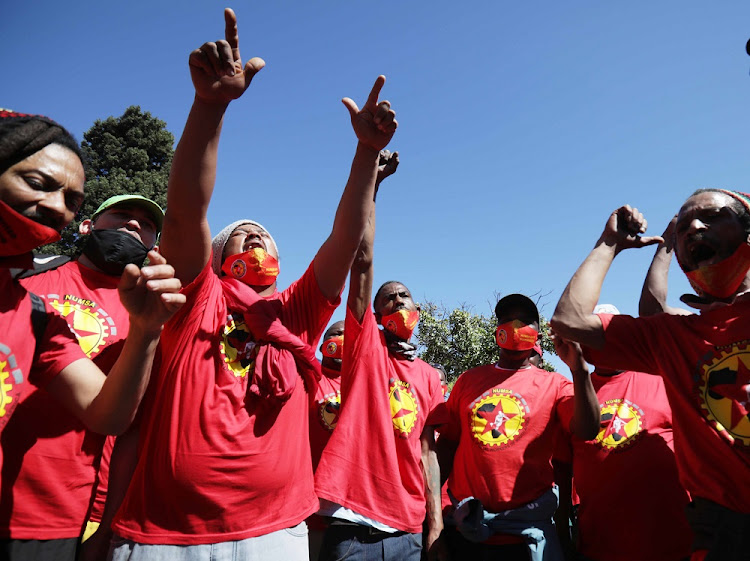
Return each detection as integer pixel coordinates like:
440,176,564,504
552,333,599,440
639,216,692,317
159,8,265,285
551,205,662,349
46,251,185,434
314,77,398,302
347,150,399,322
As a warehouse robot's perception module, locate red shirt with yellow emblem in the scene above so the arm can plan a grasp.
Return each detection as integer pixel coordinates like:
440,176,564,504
309,372,342,470
441,364,573,512
584,306,750,513
314,306,448,533
113,259,338,544
1,261,128,539
559,370,692,561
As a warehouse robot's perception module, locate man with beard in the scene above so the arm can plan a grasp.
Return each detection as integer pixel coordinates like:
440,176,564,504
551,192,750,560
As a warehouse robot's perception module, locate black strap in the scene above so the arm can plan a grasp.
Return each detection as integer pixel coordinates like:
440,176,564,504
11,254,71,280
29,291,48,358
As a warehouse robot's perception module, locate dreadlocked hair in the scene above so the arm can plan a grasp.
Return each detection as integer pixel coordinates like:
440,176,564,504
0,109,84,176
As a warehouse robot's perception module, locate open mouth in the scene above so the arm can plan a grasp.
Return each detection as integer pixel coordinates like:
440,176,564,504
688,241,717,268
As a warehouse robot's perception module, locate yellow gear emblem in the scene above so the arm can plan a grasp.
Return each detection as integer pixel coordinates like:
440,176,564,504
699,343,750,447
50,298,111,357
470,388,527,449
318,391,341,431
390,379,418,437
596,399,643,450
219,312,257,378
0,362,13,418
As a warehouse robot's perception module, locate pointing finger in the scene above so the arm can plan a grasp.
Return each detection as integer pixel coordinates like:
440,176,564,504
224,8,241,62
364,75,386,110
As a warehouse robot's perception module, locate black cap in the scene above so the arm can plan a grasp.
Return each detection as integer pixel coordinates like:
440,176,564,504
494,293,540,325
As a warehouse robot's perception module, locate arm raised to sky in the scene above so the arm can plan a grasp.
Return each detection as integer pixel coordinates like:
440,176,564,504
551,205,662,350
347,150,399,321
315,77,398,302
159,8,265,285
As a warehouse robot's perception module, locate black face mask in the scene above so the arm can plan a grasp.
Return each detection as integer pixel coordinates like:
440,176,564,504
82,229,150,276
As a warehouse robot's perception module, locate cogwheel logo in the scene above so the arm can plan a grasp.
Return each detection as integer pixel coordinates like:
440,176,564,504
230,259,246,279
325,341,338,355
219,313,257,378
496,329,508,345
470,388,528,449
0,361,14,419
596,399,644,450
0,349,23,427
389,379,418,437
318,391,341,431
698,343,750,447
49,297,112,357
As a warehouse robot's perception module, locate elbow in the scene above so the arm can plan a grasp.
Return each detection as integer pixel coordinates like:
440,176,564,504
84,415,134,437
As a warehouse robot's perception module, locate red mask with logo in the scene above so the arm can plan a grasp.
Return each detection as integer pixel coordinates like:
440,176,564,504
380,309,419,341
682,242,750,299
0,200,60,257
221,247,280,286
321,336,344,360
495,320,539,351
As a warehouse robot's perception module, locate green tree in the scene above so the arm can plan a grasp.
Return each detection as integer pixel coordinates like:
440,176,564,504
415,299,556,384
43,106,174,256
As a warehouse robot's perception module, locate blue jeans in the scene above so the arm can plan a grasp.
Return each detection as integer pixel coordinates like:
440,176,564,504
109,521,308,561
318,523,421,561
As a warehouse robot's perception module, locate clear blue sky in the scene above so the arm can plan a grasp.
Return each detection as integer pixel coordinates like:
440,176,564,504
4,1,750,371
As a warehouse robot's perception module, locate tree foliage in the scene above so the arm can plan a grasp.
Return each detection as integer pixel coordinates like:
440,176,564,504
415,300,556,384
43,106,174,256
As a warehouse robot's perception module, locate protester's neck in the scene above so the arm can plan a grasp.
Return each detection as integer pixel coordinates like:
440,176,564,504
251,282,277,297
496,350,531,370
77,253,105,274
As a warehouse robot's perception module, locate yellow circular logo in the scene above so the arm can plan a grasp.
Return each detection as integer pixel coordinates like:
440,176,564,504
49,298,111,357
699,343,750,447
470,388,527,448
596,399,643,450
219,312,257,378
0,361,15,419
318,391,341,431
390,379,418,437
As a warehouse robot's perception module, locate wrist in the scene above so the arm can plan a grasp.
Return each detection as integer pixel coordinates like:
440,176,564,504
356,141,381,157
192,95,230,112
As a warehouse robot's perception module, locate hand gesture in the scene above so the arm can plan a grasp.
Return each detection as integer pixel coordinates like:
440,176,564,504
343,76,398,152
118,250,186,335
552,331,589,374
660,214,678,252
376,150,400,185
601,205,664,253
188,8,265,104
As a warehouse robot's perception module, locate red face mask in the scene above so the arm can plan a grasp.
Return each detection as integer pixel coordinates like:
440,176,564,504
0,200,60,257
380,309,419,341
682,241,750,299
495,320,539,351
441,383,449,398
221,247,280,286
321,336,344,359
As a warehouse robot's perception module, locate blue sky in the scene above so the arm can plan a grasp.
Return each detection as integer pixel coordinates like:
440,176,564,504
4,1,750,371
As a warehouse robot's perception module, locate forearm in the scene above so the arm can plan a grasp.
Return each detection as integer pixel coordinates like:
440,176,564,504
436,435,457,487
85,327,160,435
552,240,617,348
315,142,379,300
422,431,444,540
570,366,600,440
160,98,227,279
639,244,673,316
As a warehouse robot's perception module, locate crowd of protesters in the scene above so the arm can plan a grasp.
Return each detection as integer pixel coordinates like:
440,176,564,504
0,7,748,561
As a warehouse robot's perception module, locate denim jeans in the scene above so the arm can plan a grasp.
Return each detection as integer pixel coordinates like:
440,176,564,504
318,523,422,561
109,521,308,561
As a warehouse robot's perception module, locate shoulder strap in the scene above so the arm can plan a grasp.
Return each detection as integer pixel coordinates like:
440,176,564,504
29,291,49,358
12,254,72,280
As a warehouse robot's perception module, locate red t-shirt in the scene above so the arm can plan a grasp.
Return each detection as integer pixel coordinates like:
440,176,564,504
88,435,115,524
560,370,692,561
585,307,750,513
441,363,573,513
314,306,448,533
0,268,86,423
0,261,127,539
309,372,342,471
113,259,337,544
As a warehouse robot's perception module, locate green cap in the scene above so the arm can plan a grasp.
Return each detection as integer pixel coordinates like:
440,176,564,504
92,194,164,232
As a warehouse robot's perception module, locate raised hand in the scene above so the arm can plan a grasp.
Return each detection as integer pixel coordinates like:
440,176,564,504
188,8,265,104
343,76,398,152
601,205,664,253
118,250,186,334
376,150,400,185
551,331,588,374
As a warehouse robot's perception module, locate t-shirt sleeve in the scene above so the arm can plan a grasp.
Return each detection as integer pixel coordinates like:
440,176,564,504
555,376,575,433
30,309,87,387
283,262,341,345
582,313,664,376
